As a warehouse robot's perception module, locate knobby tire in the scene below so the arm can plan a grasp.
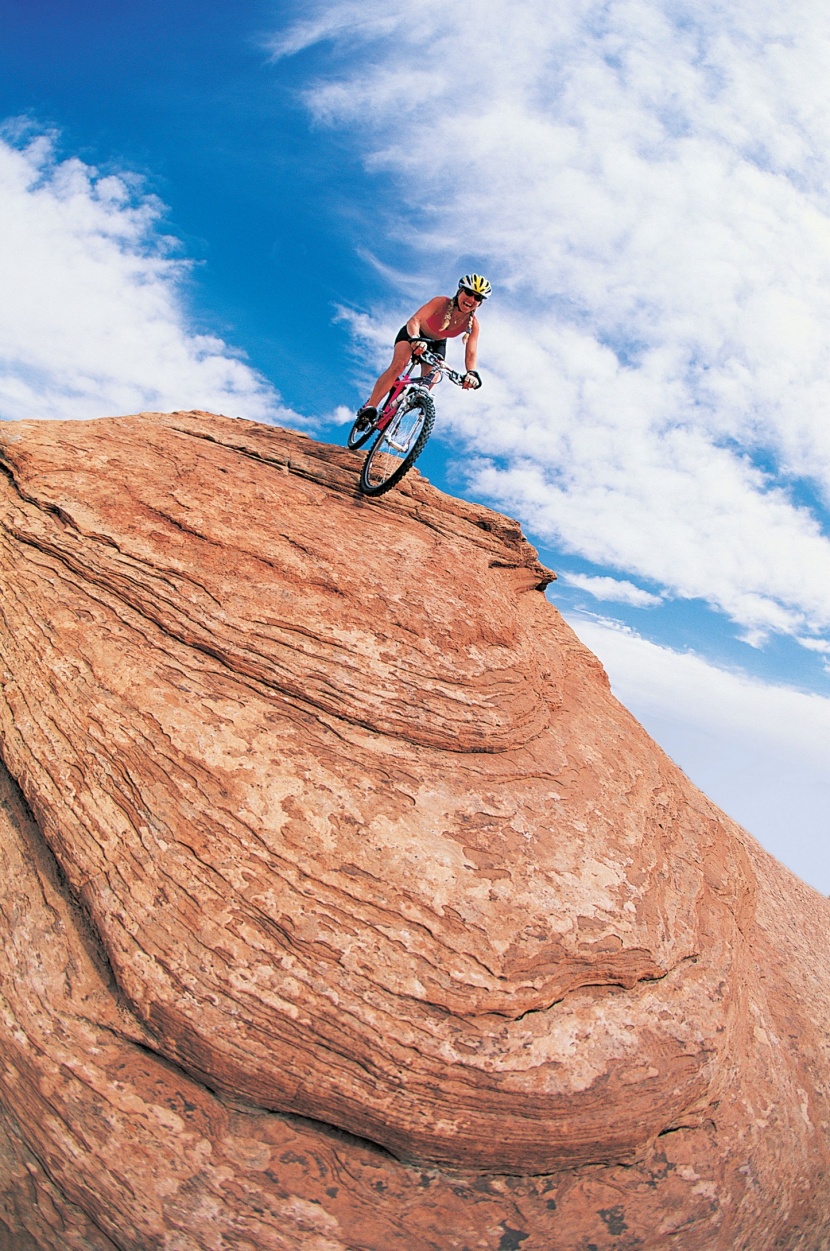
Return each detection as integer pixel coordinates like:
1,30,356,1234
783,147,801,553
359,391,435,496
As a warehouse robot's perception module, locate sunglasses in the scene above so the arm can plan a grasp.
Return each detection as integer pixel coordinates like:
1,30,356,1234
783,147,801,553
460,288,484,303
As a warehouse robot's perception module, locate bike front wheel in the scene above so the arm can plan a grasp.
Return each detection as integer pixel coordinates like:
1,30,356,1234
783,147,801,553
359,391,435,496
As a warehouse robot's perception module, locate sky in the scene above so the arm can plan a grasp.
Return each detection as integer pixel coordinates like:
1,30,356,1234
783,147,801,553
2,0,830,891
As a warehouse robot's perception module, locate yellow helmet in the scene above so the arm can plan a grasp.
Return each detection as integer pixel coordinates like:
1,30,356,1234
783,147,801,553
458,273,491,300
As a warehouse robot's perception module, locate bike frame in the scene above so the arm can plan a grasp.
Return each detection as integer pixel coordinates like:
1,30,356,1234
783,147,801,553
375,350,463,433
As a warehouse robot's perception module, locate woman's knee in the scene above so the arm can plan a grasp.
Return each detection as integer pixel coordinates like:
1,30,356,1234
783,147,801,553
390,339,412,369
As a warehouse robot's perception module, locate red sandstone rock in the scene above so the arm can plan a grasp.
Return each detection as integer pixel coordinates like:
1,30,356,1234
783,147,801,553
0,411,829,1249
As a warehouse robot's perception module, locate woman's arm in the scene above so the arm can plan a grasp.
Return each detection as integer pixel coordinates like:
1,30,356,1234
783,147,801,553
464,316,480,371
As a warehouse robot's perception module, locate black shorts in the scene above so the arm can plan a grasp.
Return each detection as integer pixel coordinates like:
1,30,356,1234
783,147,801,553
395,325,447,359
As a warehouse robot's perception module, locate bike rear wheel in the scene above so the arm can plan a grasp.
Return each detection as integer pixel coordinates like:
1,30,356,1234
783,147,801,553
359,391,435,496
347,411,376,450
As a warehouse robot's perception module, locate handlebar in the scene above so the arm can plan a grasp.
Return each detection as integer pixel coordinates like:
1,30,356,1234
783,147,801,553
413,346,477,388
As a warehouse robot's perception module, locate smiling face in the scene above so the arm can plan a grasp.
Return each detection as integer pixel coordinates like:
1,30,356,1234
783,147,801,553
456,287,482,315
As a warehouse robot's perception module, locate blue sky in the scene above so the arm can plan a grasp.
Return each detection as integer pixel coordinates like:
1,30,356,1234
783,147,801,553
2,0,830,890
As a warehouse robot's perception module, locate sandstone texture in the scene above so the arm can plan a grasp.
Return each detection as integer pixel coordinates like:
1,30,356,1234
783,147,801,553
0,410,829,1250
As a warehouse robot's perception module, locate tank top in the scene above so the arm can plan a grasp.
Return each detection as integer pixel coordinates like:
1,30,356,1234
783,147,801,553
420,298,475,340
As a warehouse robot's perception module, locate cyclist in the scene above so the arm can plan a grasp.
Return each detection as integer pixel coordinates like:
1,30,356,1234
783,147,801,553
354,274,490,427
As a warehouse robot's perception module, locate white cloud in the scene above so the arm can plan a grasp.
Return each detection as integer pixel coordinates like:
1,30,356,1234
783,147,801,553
281,0,830,645
564,573,662,607
797,637,830,654
566,612,830,894
0,127,304,426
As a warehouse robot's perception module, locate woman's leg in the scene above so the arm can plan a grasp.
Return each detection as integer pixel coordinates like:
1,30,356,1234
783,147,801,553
364,339,413,409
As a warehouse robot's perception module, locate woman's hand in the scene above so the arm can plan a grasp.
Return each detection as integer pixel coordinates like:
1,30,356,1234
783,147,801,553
462,370,482,389
411,339,427,356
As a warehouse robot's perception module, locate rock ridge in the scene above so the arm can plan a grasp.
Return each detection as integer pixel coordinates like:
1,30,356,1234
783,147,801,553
1,411,830,1249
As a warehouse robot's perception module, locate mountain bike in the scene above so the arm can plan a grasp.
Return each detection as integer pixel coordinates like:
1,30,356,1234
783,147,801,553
347,348,477,496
